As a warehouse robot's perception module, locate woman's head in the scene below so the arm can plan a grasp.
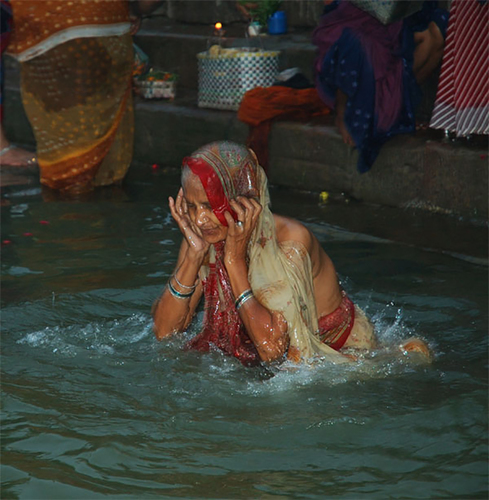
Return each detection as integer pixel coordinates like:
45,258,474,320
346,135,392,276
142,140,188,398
181,167,228,244
181,141,261,243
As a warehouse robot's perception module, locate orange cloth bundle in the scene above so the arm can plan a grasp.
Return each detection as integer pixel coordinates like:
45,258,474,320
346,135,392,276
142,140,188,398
237,86,331,170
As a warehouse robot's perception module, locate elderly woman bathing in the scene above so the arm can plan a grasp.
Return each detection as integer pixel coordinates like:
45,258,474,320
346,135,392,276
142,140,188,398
152,141,428,365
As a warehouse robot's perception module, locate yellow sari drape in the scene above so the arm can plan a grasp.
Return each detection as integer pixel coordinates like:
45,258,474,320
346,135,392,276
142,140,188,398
20,35,134,190
8,1,134,191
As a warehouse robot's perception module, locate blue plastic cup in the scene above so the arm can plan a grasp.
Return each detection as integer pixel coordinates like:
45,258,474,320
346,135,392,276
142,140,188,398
268,11,287,35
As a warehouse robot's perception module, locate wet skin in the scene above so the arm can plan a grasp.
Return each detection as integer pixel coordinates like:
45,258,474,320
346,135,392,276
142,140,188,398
153,173,348,359
153,172,431,361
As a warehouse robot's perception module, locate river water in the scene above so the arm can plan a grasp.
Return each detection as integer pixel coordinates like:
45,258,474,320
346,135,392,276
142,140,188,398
1,170,487,499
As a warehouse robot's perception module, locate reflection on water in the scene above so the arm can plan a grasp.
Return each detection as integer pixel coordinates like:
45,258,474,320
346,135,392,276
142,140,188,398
1,173,487,499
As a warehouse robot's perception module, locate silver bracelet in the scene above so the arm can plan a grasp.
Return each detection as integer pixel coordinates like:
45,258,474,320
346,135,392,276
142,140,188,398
173,273,197,291
235,289,254,310
168,280,194,300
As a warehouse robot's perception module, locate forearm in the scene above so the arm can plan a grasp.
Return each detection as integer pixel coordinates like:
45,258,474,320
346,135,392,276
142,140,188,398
130,0,163,16
226,259,288,362
152,251,203,340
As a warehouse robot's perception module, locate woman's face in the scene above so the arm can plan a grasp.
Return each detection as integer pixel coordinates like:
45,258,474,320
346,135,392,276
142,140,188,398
182,172,228,244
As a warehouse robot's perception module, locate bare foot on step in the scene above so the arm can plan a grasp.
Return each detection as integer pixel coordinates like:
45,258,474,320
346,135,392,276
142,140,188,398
335,89,355,147
0,145,38,171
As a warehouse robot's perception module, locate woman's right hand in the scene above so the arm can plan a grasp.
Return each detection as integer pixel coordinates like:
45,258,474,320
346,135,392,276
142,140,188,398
169,188,210,259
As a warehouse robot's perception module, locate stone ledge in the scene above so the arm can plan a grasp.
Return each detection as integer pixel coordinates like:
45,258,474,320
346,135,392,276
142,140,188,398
3,77,487,220
268,121,488,218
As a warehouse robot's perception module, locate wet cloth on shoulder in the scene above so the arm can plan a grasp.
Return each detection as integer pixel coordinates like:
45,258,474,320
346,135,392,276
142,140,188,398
313,0,448,173
182,141,349,366
238,86,331,171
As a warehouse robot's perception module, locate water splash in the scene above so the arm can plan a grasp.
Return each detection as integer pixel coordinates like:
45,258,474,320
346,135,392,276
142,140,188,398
17,314,153,358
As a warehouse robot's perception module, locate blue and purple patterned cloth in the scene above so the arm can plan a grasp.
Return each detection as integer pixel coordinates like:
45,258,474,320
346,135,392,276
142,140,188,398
313,0,448,172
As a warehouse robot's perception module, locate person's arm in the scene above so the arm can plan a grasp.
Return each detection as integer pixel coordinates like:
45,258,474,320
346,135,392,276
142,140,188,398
152,189,209,340
130,0,164,16
139,0,164,15
129,1,163,35
223,198,289,363
152,240,204,339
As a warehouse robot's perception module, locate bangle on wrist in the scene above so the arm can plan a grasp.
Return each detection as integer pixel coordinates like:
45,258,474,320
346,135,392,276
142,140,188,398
173,273,197,291
168,279,194,300
235,288,253,310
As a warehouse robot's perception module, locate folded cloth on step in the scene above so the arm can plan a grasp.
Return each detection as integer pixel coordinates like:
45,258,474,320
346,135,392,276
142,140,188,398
237,86,331,170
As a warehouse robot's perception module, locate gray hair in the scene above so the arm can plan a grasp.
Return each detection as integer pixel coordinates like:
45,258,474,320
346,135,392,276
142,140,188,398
181,165,193,187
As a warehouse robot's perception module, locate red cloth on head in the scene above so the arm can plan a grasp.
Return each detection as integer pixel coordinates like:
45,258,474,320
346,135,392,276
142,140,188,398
182,142,263,365
184,156,236,226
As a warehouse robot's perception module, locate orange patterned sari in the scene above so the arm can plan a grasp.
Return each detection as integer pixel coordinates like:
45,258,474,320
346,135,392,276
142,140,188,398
7,1,133,191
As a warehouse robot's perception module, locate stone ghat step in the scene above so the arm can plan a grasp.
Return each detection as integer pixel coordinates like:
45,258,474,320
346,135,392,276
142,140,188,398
134,19,317,92
3,74,488,219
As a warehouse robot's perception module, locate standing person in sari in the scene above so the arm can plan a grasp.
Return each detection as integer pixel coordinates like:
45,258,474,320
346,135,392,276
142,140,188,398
152,141,429,366
6,0,161,194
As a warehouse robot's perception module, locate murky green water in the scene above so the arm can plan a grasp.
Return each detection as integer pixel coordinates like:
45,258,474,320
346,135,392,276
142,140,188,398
1,171,487,499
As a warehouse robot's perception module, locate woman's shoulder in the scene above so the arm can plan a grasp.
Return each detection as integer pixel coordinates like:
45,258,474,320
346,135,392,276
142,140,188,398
273,214,314,253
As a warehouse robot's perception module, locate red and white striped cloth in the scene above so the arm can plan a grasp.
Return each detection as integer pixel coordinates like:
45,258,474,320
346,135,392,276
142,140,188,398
430,0,488,136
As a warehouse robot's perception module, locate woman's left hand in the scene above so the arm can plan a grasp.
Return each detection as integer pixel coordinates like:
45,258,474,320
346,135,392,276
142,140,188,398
223,196,262,267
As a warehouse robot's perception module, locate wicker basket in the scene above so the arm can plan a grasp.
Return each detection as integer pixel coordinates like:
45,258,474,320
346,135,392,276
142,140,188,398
197,48,280,111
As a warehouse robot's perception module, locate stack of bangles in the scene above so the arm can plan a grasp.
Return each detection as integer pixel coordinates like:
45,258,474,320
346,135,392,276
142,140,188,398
167,274,197,299
235,289,254,310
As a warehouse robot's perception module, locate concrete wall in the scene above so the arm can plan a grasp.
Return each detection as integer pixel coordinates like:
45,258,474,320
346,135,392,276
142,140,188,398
150,0,324,27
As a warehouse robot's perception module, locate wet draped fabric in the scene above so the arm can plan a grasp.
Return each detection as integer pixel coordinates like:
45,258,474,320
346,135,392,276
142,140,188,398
317,291,355,350
183,141,348,365
430,0,489,136
186,240,261,366
313,0,448,172
237,86,331,170
7,0,133,191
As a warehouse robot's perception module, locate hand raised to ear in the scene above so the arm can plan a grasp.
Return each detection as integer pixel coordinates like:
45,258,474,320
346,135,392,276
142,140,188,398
223,196,262,267
169,188,209,258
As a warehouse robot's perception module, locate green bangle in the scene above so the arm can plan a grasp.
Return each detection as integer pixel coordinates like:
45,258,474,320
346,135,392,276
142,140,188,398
168,280,194,299
235,289,253,310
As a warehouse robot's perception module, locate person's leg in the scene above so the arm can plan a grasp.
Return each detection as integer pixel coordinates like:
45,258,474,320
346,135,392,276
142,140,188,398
0,123,38,168
412,21,445,84
335,88,355,146
0,0,38,168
